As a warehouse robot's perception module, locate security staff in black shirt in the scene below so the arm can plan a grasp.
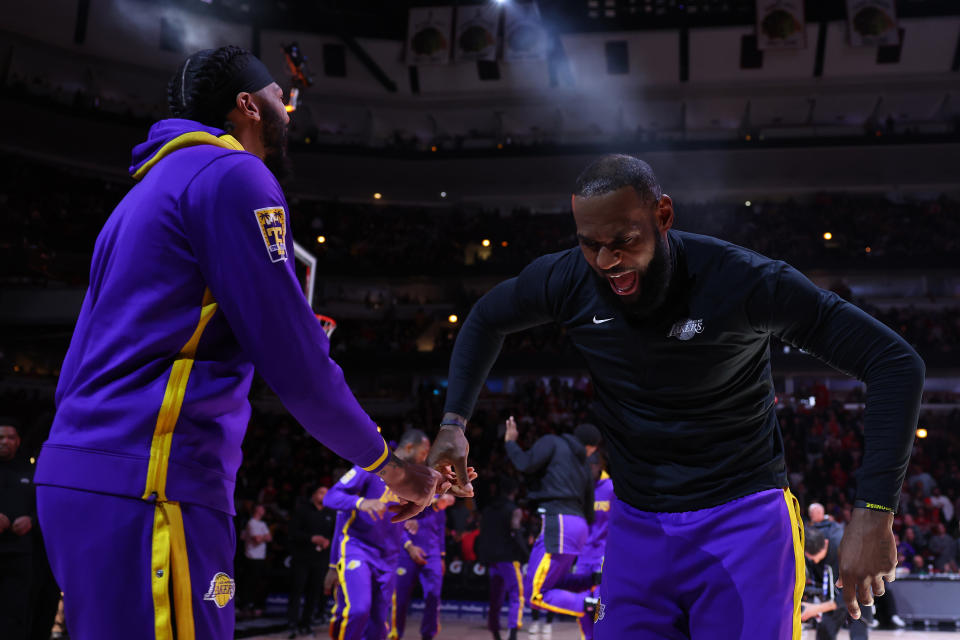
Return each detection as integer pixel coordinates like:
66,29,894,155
0,419,36,640
287,485,336,637
428,155,925,637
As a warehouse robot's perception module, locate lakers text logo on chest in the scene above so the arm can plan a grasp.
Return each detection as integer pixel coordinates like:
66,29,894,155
667,318,704,341
203,572,236,608
254,206,288,263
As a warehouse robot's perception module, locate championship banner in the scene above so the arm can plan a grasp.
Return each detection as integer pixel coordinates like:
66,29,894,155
503,1,547,61
845,0,899,47
756,0,806,50
454,4,500,62
407,7,454,65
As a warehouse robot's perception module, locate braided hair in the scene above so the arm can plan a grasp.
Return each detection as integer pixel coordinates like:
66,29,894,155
167,45,250,129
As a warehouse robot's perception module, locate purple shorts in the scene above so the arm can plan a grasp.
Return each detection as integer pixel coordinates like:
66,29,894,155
594,488,804,640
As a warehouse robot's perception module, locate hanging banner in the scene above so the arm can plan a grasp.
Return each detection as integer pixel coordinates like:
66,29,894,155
846,0,899,47
756,0,806,50
454,4,500,62
407,7,453,65
503,2,547,61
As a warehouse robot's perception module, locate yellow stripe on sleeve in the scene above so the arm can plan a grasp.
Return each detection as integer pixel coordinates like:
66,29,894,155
362,438,390,472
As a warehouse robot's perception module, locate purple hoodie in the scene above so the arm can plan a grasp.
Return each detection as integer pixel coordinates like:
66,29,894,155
34,119,389,514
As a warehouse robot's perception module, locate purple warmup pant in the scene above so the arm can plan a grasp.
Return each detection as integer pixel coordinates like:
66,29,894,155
594,488,804,640
335,541,397,640
524,513,590,620
487,561,525,633
390,553,443,639
37,485,237,640
572,554,604,640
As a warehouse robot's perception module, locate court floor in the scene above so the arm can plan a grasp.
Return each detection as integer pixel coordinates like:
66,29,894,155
247,615,960,639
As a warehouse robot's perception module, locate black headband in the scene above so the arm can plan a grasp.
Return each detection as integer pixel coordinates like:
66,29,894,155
179,48,277,116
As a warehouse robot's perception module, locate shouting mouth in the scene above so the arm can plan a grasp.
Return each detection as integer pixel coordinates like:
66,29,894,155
606,270,639,296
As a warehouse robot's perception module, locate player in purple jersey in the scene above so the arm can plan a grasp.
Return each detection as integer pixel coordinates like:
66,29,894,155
33,47,446,640
325,431,432,640
430,155,924,638
390,493,455,639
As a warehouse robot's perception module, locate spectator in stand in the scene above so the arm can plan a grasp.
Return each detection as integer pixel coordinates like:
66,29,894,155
906,464,937,498
927,524,958,573
929,486,954,524
242,504,272,617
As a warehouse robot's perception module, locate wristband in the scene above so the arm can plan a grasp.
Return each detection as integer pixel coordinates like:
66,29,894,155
853,500,894,513
440,421,466,430
404,540,413,550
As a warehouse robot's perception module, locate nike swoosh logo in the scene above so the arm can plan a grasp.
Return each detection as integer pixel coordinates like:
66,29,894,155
593,315,614,324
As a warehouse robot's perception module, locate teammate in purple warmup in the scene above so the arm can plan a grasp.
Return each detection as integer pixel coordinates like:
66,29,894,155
33,47,444,640
325,430,432,640
390,493,455,639
429,155,924,639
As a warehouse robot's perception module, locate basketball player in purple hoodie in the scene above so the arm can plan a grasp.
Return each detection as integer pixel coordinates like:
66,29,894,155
33,47,448,640
390,492,455,640
324,430,432,640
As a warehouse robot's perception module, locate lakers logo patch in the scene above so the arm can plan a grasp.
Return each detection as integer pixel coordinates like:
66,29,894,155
254,206,288,263
347,559,362,570
203,572,236,608
594,596,605,623
667,318,704,341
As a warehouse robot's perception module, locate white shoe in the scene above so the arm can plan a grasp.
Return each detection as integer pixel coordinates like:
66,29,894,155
526,621,540,637
541,624,552,637
891,614,906,628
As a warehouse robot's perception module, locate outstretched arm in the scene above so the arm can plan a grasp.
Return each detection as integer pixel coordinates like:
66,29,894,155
430,256,561,493
755,263,924,619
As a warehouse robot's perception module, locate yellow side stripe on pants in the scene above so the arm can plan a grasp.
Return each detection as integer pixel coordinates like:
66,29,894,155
151,501,195,640
784,489,805,640
513,561,525,629
529,553,585,618
337,512,357,640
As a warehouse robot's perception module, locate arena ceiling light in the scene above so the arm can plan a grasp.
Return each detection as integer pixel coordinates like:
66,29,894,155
481,239,491,247
823,232,833,240
373,193,383,200
448,314,459,324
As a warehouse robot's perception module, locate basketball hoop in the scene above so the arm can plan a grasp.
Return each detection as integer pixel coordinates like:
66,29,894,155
316,314,337,338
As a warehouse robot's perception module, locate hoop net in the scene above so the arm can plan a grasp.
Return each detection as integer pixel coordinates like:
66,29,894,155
316,314,337,338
